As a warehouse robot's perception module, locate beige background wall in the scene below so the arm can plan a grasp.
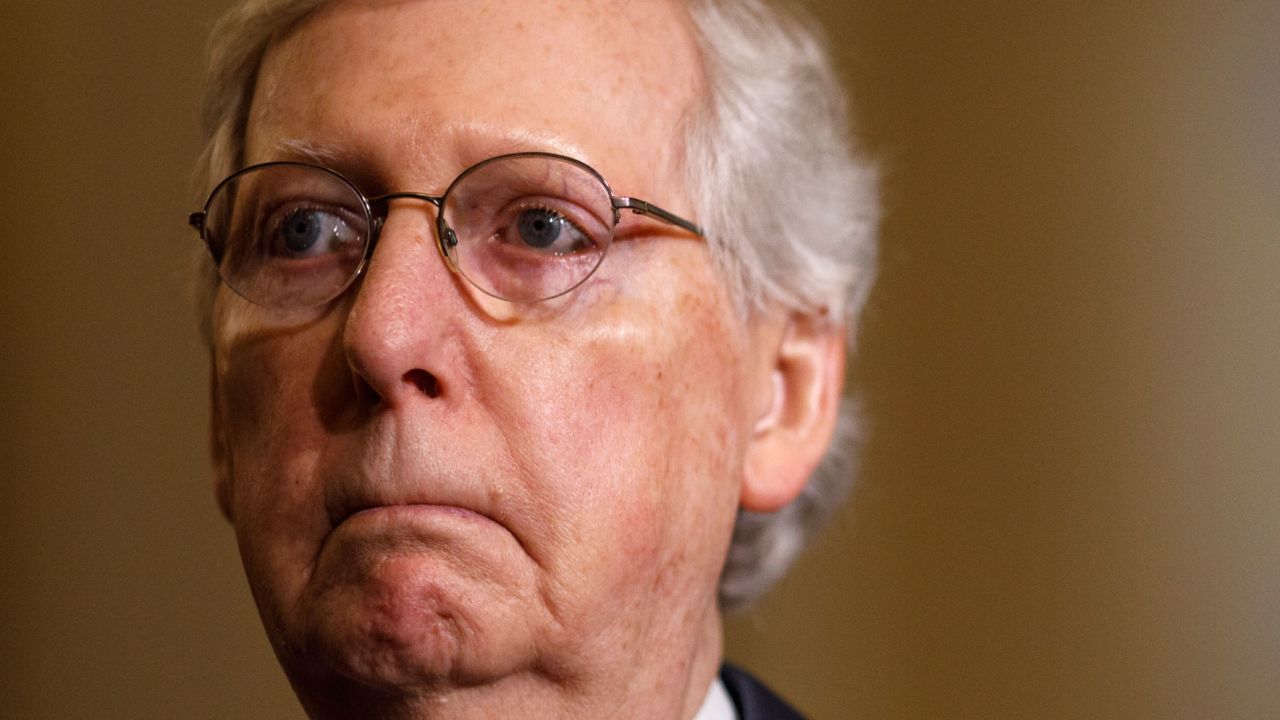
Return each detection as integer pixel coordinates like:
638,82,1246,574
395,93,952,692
2,1,1277,718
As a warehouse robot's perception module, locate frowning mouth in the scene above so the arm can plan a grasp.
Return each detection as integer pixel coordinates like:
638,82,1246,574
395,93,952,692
337,503,492,528
310,501,524,592
315,490,540,579
321,481,528,562
319,504,507,563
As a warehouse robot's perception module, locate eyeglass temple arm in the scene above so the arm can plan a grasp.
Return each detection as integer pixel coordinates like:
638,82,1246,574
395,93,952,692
613,197,702,237
188,212,206,232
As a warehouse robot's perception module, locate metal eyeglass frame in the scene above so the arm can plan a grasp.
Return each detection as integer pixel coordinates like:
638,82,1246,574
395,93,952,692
188,151,704,305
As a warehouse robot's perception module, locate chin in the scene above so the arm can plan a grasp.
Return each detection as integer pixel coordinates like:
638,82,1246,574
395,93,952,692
281,553,533,692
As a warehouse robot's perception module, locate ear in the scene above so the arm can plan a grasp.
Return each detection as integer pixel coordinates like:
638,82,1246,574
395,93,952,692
741,314,846,513
209,363,234,522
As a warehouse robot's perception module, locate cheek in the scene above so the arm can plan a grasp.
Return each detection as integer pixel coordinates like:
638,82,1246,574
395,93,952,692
219,335,332,505
213,302,348,611
595,311,748,607
215,300,350,480
482,278,750,582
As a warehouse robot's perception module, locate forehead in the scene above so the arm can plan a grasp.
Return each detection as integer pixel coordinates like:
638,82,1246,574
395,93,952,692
247,0,703,187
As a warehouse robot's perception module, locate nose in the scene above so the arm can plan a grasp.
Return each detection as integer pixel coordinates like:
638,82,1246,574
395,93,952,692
342,202,464,408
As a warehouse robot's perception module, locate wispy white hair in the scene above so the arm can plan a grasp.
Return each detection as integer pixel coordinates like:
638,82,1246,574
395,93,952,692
683,0,878,610
193,0,878,611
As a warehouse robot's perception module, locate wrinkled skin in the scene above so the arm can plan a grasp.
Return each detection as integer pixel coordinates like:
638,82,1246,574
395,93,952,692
210,0,835,717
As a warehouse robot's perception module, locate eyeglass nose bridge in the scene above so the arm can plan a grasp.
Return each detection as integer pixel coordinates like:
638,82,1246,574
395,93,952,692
366,191,460,265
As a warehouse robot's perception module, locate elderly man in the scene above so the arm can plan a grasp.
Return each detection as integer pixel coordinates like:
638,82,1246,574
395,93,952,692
189,0,876,717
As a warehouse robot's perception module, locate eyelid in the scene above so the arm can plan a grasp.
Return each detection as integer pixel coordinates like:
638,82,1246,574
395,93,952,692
502,194,611,240
259,194,364,230
257,201,365,255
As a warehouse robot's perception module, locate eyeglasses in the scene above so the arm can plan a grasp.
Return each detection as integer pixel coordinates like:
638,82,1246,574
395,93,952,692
188,152,702,307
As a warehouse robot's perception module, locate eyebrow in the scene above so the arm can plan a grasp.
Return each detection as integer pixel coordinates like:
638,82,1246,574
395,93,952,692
271,138,349,166
265,124,595,182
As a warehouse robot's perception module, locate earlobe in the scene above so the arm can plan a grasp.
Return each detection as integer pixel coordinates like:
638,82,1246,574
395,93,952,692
209,363,234,522
741,314,846,513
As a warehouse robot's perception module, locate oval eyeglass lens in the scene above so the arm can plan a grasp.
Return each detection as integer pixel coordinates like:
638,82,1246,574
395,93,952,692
203,164,369,308
442,155,615,303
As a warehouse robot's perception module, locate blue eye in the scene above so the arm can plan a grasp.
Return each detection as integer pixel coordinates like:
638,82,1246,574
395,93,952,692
512,208,590,253
272,208,359,258
282,210,323,253
517,209,562,248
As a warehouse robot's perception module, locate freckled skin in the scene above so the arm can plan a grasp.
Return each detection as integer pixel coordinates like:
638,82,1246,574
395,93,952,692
211,1,787,718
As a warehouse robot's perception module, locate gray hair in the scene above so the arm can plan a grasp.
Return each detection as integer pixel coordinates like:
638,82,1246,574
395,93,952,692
684,0,878,610
194,0,878,611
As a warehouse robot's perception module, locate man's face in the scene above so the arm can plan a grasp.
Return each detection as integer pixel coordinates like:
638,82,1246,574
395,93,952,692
211,0,776,708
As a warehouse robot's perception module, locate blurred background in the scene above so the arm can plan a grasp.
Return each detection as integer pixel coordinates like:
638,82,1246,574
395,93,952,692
2,1,1277,718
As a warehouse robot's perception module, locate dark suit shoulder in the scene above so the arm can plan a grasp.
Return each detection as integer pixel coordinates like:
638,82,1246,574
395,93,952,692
719,663,808,720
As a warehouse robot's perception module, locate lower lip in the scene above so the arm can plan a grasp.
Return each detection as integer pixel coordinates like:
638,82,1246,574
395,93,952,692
344,504,489,525
317,504,509,579
326,505,501,554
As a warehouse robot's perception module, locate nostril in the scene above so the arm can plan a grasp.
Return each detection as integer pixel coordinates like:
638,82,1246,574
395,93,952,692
404,369,440,398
